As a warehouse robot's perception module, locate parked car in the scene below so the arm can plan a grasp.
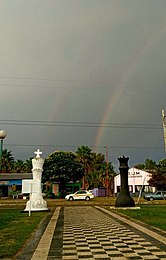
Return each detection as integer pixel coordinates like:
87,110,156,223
144,191,166,201
65,190,94,201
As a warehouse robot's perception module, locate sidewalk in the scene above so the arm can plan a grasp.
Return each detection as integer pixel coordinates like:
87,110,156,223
19,206,166,260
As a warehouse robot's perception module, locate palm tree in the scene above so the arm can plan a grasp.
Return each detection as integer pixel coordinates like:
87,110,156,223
91,152,105,171
24,158,33,172
91,153,116,195
12,160,27,173
76,146,93,189
0,149,14,173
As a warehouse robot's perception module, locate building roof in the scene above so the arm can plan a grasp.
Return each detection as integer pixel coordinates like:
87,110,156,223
0,173,32,180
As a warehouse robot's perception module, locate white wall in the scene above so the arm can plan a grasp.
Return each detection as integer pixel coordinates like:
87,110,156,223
114,167,155,194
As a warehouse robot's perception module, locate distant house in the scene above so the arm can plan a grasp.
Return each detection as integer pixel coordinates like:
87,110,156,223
0,173,32,197
114,167,156,195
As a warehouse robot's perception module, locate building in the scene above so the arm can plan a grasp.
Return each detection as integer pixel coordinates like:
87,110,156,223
114,167,156,195
50,181,82,198
0,173,32,197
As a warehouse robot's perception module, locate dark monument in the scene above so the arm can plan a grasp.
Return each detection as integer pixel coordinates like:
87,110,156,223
115,156,135,207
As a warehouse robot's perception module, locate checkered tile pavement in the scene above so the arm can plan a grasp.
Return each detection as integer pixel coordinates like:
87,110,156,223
48,206,166,260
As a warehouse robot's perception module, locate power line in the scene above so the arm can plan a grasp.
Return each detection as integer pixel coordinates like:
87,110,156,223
5,143,164,150
0,76,165,92
0,75,165,87
0,83,165,93
0,119,162,129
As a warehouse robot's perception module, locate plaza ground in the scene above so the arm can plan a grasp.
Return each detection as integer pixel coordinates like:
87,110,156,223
20,205,166,260
1,197,166,259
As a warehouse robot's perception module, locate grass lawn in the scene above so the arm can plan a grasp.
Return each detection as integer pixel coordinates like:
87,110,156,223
0,208,50,259
111,204,166,231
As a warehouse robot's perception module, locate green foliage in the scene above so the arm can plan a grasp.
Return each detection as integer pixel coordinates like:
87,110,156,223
158,158,166,171
8,190,20,199
144,159,157,170
76,145,92,156
148,170,166,190
116,205,166,231
0,149,32,173
76,145,93,174
85,170,102,189
0,209,47,258
125,156,166,191
42,146,116,190
0,149,14,173
12,159,25,173
24,158,33,172
135,158,166,190
148,159,166,190
91,152,105,171
76,146,116,189
42,151,84,184
133,163,145,169
12,158,32,173
134,159,157,170
0,146,116,192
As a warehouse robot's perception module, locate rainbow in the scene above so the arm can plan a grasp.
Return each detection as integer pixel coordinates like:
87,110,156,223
94,24,166,147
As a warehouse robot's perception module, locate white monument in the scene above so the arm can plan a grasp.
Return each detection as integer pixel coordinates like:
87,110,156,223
23,149,49,212
162,109,166,152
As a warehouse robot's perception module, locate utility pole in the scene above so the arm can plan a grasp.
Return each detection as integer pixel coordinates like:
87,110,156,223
104,145,109,197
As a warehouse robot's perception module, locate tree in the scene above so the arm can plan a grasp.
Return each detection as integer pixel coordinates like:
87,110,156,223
42,150,84,186
148,169,166,190
133,163,145,170
91,152,105,171
84,152,116,193
0,149,14,173
12,159,26,173
99,160,116,195
76,146,93,188
24,158,33,172
85,170,102,189
11,158,32,173
148,158,166,190
144,159,157,170
134,159,157,170
157,158,166,171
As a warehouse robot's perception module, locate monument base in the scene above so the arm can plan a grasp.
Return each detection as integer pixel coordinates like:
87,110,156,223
21,209,50,213
115,194,135,208
110,206,140,210
24,197,49,212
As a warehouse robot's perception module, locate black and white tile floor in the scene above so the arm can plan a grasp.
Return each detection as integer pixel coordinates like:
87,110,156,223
47,206,166,260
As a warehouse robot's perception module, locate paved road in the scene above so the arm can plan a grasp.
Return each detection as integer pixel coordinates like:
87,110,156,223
20,206,166,260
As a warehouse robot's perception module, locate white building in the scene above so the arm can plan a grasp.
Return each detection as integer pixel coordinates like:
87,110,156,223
114,167,156,194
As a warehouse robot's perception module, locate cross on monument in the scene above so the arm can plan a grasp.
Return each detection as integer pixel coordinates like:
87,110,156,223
34,149,42,158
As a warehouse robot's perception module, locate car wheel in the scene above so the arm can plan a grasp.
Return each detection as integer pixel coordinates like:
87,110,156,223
85,196,90,201
149,197,154,201
68,196,74,201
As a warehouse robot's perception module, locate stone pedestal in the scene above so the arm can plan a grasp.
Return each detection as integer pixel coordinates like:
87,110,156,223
24,150,48,212
115,156,135,208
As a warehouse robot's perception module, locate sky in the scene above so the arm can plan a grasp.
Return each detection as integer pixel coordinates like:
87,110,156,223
0,0,166,171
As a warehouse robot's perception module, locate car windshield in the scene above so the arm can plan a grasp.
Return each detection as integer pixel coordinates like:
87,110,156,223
75,190,87,194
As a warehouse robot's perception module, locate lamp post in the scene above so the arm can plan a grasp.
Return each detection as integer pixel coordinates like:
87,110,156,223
104,145,109,197
0,130,7,172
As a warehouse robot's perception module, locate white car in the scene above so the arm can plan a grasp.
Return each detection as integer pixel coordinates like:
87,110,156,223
65,190,94,201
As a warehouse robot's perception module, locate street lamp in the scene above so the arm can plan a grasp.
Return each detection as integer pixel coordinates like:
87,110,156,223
104,145,109,197
0,130,7,172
